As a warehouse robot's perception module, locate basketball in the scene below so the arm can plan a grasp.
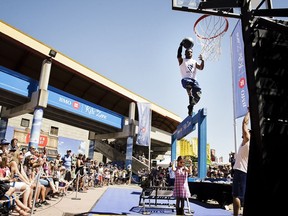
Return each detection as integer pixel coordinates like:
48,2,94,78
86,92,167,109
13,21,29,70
181,37,194,49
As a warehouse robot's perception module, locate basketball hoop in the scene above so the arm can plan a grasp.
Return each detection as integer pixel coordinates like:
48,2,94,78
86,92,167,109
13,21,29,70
194,15,229,61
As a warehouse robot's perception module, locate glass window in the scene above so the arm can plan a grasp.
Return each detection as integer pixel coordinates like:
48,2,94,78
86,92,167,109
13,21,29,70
21,118,30,127
50,126,59,136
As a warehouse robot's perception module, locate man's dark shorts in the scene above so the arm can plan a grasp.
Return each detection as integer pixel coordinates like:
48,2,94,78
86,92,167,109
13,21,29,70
232,169,247,202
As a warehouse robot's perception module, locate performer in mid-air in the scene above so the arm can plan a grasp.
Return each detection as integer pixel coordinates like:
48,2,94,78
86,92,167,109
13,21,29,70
177,38,204,116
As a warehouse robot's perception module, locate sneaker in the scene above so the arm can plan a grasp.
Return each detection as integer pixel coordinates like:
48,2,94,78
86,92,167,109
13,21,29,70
41,200,50,205
52,192,59,198
35,202,42,208
187,105,193,116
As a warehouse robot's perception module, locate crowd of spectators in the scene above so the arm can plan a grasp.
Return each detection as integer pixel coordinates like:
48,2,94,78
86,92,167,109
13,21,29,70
138,162,233,189
0,138,132,215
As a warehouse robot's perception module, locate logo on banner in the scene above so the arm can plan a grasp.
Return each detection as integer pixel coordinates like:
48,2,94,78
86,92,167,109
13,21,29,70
26,133,48,147
73,101,80,109
239,77,246,88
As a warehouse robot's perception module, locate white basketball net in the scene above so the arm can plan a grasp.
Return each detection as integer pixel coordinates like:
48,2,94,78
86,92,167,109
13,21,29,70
194,15,229,61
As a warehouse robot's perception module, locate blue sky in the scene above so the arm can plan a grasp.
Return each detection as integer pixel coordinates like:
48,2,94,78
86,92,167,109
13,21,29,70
1,0,286,163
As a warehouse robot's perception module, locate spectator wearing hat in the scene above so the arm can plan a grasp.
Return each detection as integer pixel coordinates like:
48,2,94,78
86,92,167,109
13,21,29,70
24,145,36,158
23,145,37,168
0,138,10,154
62,149,72,181
23,145,38,178
0,139,9,145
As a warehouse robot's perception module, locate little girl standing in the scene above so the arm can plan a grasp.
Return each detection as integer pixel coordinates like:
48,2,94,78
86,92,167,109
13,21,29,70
172,156,192,215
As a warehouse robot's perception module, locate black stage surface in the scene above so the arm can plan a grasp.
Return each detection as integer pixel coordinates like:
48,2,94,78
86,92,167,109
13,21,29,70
188,179,232,208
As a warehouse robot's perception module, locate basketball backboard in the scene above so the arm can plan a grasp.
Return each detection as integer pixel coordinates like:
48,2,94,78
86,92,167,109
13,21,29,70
172,0,267,9
172,0,241,18
172,0,288,19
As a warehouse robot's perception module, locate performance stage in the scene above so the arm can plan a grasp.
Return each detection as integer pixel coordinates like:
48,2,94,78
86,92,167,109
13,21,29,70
188,180,233,208
88,186,232,215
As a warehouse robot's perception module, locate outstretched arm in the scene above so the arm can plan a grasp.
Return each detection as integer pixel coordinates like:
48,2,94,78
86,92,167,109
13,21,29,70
177,43,183,65
196,54,204,70
242,109,250,144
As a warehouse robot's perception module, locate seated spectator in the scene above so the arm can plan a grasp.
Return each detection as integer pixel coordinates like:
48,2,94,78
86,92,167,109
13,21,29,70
0,155,32,215
58,166,71,196
12,150,51,208
9,138,19,152
49,160,60,191
21,147,27,156
5,152,32,208
0,139,10,155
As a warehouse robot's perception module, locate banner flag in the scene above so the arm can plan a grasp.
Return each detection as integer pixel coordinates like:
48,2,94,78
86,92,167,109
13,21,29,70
136,102,151,147
231,20,249,119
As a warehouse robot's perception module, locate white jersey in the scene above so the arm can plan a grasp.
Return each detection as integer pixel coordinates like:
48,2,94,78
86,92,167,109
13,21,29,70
179,58,197,80
233,141,249,173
